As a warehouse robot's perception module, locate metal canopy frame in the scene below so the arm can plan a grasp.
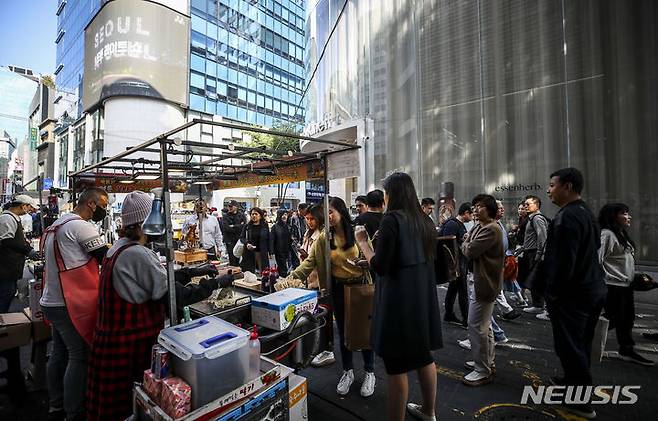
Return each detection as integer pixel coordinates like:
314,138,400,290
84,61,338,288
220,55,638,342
70,118,358,324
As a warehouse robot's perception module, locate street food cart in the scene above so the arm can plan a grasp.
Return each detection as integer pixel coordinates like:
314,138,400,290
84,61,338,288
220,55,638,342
68,118,358,419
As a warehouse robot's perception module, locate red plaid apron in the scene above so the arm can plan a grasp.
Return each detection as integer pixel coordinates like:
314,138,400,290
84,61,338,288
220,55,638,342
86,243,165,421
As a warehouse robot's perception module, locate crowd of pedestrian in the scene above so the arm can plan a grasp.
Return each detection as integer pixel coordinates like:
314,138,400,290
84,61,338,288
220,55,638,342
1,166,655,421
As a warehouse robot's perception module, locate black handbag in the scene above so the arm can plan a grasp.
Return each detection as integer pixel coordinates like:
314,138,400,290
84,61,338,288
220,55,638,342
630,273,658,292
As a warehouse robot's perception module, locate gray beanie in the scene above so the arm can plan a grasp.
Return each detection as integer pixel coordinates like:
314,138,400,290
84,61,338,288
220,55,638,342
121,191,153,226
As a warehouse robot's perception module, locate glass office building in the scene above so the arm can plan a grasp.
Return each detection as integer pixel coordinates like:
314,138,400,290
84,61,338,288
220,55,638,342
305,0,658,265
55,0,102,119
189,0,306,126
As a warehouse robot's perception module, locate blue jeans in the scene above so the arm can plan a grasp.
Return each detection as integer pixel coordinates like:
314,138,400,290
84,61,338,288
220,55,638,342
504,280,523,295
491,317,507,342
42,306,89,418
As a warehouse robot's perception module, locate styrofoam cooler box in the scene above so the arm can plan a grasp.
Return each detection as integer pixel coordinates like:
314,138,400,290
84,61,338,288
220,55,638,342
251,288,318,331
28,278,44,321
158,316,250,409
288,373,308,421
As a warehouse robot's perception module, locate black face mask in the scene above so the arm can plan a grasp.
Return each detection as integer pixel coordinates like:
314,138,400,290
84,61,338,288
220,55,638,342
92,205,107,222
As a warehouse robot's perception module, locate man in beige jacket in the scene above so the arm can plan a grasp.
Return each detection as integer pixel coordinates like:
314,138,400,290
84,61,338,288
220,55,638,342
461,194,504,386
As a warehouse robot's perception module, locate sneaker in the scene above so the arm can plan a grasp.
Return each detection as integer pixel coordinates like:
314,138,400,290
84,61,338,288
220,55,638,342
462,370,493,386
523,306,544,314
536,310,551,321
360,372,376,397
618,350,656,366
560,403,597,419
444,314,464,326
336,369,354,395
458,339,471,350
465,360,496,374
642,332,658,341
406,403,436,421
311,351,336,367
495,337,509,345
502,309,522,320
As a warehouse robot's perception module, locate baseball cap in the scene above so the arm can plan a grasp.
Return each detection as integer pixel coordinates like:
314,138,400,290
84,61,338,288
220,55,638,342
13,195,38,208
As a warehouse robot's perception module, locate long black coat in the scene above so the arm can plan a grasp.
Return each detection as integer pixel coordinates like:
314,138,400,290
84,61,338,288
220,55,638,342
270,222,292,257
370,211,443,359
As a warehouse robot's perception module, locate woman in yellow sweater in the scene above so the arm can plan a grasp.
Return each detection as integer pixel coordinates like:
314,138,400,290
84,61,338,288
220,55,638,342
288,197,376,397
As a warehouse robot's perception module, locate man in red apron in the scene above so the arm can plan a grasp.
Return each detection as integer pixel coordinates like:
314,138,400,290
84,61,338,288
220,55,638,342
41,187,109,421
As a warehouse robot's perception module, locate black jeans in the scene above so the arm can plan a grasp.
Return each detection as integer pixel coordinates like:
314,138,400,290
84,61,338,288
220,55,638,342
547,297,604,386
444,275,469,321
274,253,289,277
0,279,27,402
331,279,375,372
605,285,635,353
520,250,545,307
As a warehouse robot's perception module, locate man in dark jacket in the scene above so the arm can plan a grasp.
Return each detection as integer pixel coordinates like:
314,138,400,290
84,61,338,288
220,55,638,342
354,190,385,248
440,202,472,327
221,201,247,266
0,194,40,405
544,167,606,419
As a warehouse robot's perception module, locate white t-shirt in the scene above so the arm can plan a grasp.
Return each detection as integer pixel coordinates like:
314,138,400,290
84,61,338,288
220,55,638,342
40,213,107,307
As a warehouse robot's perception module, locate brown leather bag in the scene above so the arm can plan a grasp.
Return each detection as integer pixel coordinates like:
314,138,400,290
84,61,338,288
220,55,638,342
344,281,374,351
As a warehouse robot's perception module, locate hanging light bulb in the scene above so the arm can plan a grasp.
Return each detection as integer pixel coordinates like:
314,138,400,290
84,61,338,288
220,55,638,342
142,187,166,236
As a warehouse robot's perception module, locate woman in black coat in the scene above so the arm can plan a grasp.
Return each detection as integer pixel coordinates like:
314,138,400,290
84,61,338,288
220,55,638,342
270,209,292,277
356,172,442,421
239,207,270,273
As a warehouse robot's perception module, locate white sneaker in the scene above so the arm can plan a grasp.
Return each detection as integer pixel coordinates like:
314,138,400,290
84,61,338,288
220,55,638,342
336,369,354,395
406,403,436,421
523,306,544,314
458,339,471,350
360,372,376,397
311,351,336,367
463,370,493,386
536,310,551,321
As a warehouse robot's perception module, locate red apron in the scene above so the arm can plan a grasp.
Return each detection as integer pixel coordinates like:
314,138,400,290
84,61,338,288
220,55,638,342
42,217,101,345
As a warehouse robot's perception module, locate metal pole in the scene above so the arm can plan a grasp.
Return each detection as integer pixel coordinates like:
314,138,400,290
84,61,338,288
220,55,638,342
322,155,332,297
37,175,45,237
161,140,178,325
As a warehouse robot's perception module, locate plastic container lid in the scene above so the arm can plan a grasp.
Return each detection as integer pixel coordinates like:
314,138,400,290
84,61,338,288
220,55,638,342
251,288,318,311
158,316,249,361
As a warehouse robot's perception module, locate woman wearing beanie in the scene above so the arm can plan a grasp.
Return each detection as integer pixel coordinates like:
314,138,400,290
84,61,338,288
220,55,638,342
86,191,232,421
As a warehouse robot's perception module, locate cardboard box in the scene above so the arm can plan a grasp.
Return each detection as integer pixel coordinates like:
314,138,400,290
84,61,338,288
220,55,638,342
28,278,44,321
288,374,308,421
23,308,51,342
251,289,318,331
0,312,32,351
174,250,207,265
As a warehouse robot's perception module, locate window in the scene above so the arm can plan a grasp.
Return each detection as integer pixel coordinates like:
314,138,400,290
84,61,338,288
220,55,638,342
227,85,238,99
238,88,247,101
192,15,206,34
190,94,205,111
191,54,205,72
191,72,205,88
217,81,227,96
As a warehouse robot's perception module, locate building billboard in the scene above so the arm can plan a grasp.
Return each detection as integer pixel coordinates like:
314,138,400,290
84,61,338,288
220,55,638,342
83,0,190,111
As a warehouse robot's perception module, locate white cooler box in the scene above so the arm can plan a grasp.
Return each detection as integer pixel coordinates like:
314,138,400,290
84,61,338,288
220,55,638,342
251,288,318,331
158,316,250,410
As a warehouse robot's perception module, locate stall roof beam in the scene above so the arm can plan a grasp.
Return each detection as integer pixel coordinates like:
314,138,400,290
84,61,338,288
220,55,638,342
192,118,355,148
69,120,198,177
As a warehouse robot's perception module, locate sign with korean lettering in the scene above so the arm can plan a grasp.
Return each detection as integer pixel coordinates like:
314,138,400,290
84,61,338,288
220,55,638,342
83,0,190,111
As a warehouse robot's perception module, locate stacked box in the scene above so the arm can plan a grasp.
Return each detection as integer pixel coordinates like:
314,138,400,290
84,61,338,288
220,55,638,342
143,369,162,405
160,377,191,419
251,289,318,331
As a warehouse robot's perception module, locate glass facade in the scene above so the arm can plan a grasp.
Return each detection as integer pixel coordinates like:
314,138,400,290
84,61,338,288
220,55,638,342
55,0,101,119
306,0,658,265
0,67,39,156
190,0,306,126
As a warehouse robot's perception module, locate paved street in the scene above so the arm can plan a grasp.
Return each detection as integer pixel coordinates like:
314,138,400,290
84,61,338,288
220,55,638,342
2,280,657,420
302,282,658,420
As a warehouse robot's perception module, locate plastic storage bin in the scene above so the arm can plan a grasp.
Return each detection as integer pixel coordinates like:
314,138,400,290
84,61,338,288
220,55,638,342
158,316,250,409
